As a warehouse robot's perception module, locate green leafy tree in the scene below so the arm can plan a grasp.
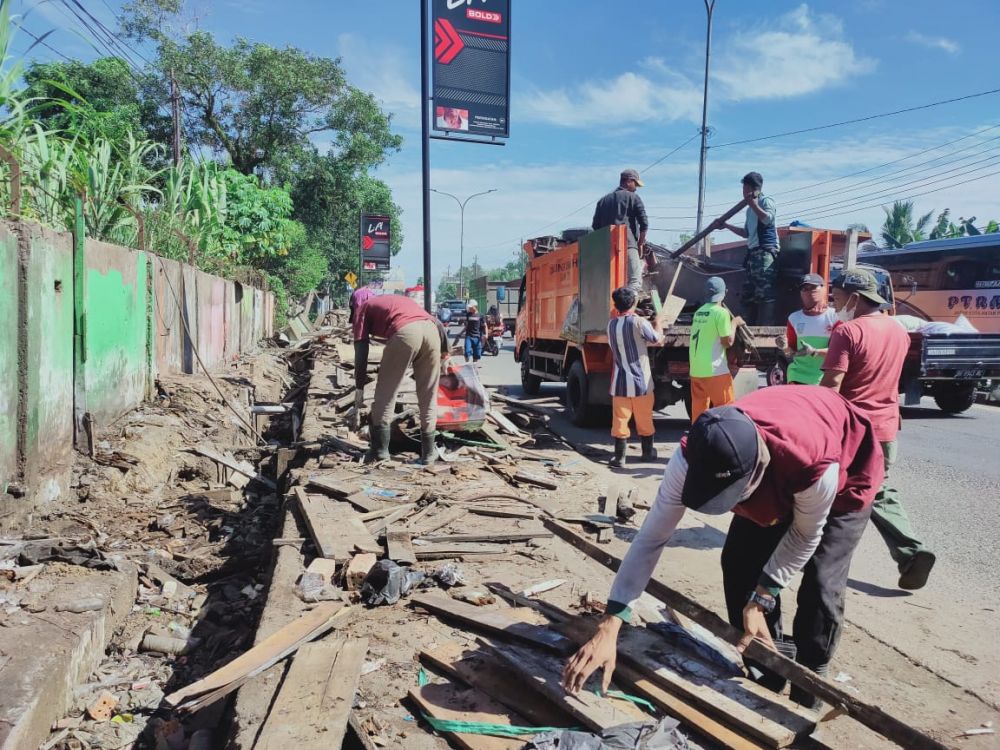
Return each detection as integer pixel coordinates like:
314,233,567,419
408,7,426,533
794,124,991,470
880,200,933,248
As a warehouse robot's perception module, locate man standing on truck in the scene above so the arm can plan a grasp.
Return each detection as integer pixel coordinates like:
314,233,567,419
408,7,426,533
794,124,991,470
592,169,649,293
784,273,838,385
562,385,884,709
714,172,779,324
820,269,937,590
689,277,742,423
353,294,451,465
607,286,665,468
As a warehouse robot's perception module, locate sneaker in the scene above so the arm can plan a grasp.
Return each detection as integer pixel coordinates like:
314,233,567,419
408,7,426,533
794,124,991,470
898,550,936,590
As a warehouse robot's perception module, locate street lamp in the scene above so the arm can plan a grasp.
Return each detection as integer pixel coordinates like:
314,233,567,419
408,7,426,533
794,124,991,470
431,188,498,299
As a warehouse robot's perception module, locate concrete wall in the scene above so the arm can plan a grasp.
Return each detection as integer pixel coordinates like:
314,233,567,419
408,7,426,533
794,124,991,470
0,219,275,524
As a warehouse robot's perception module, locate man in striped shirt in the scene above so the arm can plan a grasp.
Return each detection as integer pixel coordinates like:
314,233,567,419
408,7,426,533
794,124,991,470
607,286,665,467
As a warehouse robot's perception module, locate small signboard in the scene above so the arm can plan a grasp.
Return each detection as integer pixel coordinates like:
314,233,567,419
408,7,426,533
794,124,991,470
344,270,358,287
359,213,391,271
432,0,510,139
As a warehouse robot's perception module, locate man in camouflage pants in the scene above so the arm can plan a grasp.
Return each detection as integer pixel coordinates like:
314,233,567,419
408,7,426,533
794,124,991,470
714,172,779,325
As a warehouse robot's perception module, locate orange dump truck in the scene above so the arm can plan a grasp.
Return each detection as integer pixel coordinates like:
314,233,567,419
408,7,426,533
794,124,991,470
513,225,861,424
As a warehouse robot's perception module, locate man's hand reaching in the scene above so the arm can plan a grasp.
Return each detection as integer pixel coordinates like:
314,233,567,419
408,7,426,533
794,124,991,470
736,601,777,655
561,616,621,694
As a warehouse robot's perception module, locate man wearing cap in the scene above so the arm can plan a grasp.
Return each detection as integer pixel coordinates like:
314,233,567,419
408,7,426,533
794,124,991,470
464,299,484,364
820,269,936,590
592,169,650,293
784,273,838,386
713,172,779,324
354,294,451,464
688,277,742,423
607,286,666,468
562,386,884,708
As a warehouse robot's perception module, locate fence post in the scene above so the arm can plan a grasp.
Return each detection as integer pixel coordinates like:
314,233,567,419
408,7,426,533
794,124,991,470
72,196,91,454
0,145,21,216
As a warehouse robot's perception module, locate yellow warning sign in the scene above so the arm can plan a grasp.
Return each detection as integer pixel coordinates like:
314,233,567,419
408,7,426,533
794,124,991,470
344,271,358,287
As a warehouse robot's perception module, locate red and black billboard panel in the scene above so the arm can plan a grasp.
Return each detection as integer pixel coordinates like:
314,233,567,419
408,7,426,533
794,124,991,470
432,0,510,138
360,213,391,271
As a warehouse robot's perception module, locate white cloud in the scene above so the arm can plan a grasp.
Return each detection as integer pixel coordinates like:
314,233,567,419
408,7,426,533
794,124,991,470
713,4,876,100
519,4,873,129
905,31,960,55
336,33,421,128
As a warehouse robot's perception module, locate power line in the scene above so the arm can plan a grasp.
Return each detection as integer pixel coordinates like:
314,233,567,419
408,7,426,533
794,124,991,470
14,24,72,61
711,87,1000,149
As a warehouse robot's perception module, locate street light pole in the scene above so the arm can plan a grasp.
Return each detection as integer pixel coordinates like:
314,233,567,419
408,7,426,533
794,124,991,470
431,188,497,299
694,0,717,248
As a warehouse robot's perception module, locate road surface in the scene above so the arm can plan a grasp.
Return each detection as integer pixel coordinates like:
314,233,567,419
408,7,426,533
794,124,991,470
469,337,1000,708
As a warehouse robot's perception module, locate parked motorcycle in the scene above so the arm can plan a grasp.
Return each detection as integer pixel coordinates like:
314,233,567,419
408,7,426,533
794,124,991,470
483,322,505,356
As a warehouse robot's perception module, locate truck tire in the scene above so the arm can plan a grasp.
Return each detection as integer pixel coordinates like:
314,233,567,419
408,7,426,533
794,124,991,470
932,382,977,414
565,360,596,427
520,349,542,396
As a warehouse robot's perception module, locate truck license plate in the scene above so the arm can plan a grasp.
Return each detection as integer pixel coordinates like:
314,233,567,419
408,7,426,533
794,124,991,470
955,369,984,379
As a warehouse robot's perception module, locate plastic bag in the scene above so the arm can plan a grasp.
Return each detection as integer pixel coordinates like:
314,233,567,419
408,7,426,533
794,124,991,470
360,560,426,606
559,296,583,344
437,363,490,432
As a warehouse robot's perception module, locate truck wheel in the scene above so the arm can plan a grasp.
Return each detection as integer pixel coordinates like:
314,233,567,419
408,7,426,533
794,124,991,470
932,382,977,414
565,360,595,427
520,349,542,396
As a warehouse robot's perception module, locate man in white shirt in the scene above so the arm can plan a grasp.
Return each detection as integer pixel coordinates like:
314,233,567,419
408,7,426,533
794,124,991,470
562,386,884,709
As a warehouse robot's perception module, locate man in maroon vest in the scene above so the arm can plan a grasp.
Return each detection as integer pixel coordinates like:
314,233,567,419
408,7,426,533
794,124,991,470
562,386,883,708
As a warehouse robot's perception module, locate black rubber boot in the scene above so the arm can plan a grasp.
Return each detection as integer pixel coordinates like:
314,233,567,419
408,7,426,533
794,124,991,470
609,438,627,468
640,435,657,461
364,424,391,464
418,431,439,466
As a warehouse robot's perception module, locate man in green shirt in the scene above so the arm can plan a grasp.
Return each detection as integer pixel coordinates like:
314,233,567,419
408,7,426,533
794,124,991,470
689,277,742,422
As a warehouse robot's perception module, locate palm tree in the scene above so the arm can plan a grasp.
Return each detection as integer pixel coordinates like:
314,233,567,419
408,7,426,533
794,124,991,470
881,200,933,248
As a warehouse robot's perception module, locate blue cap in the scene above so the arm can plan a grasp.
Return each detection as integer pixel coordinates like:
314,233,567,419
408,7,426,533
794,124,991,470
705,276,726,303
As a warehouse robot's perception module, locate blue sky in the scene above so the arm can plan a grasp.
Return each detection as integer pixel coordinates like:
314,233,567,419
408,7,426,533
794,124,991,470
11,0,1000,286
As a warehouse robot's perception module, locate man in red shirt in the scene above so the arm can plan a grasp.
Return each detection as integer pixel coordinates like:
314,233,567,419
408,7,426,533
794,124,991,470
820,269,936,590
353,295,450,464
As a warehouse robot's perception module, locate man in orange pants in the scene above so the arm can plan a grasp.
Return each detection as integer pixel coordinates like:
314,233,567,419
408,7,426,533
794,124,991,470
607,286,665,467
689,277,741,422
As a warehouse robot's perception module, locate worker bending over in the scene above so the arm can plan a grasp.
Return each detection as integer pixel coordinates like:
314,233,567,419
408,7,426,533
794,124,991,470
688,277,741,423
607,286,665,468
353,295,450,464
593,169,649,293
821,269,936,590
563,386,884,709
784,273,837,385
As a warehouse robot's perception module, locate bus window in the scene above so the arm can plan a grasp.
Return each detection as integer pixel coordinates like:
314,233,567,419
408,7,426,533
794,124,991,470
942,260,979,290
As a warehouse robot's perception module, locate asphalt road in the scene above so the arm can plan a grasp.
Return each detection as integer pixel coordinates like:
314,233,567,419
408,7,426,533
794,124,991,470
471,336,1000,702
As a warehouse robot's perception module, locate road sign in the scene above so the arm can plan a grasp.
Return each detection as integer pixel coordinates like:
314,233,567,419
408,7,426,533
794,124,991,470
344,271,358,287
359,213,391,271
432,0,510,139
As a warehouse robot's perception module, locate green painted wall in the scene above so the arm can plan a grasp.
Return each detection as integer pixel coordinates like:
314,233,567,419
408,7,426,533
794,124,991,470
82,242,150,425
0,225,18,491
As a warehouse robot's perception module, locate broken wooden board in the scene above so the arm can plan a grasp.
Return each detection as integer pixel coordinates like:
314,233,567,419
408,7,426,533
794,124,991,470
466,506,537,520
359,502,416,522
191,446,276,489
165,603,352,708
406,507,467,536
346,553,377,590
366,504,417,537
256,638,368,750
420,643,573,728
386,529,416,565
558,617,813,748
412,543,507,560
295,487,380,560
307,475,363,501
487,410,525,437
414,530,552,544
408,682,529,750
410,594,573,655
487,640,648,732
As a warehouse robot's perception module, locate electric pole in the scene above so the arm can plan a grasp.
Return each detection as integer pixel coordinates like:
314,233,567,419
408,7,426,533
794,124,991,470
694,0,717,249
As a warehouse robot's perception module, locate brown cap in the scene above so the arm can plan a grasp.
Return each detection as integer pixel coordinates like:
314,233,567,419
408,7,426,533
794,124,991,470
620,168,644,187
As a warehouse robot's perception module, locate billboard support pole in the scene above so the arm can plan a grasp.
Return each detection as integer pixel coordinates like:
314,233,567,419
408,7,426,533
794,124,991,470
420,0,433,312
358,211,364,288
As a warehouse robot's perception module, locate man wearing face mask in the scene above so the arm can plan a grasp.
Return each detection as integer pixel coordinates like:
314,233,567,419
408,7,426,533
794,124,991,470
820,269,936,590
562,386,883,708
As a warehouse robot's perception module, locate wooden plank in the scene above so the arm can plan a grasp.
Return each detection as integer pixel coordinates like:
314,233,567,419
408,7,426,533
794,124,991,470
295,487,379,560
165,604,351,708
406,506,467,536
410,594,573,655
366,504,417,537
419,643,572,728
413,543,507,560
513,470,558,490
487,641,647,732
342,490,385,514
346,553,378,590
191,446,275,489
408,683,528,750
307,475,362,501
542,518,948,750
558,617,809,748
386,529,416,565
415,530,552,544
359,502,416,522
467,506,536,520
487,410,524,437
256,638,368,750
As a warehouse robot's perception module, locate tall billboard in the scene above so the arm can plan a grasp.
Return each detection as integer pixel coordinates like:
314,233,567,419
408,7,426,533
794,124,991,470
360,213,391,271
432,0,510,139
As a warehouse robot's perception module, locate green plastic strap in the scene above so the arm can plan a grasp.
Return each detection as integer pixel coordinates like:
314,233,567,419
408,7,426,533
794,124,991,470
600,689,656,713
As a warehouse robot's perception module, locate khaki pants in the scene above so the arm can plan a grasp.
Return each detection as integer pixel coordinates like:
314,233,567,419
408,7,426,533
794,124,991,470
370,320,442,433
690,373,735,423
612,394,655,439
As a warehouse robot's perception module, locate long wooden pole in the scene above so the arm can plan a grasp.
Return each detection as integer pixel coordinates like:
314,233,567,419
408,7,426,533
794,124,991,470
670,199,747,259
542,518,948,750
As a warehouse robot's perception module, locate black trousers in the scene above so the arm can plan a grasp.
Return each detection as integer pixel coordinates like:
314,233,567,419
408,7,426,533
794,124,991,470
720,506,871,693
